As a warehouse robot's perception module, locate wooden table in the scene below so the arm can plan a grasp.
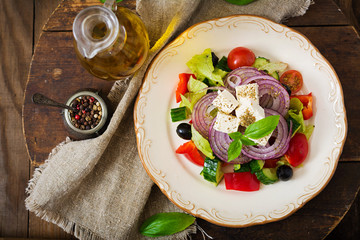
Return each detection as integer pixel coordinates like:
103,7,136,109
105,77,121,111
1,0,359,239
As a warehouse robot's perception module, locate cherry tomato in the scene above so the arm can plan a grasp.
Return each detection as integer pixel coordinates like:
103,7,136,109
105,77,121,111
227,47,256,70
280,70,303,94
285,133,308,167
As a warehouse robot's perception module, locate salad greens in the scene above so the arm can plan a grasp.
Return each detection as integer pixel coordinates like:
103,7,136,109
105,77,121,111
287,98,314,139
191,125,215,159
179,76,208,112
186,48,225,86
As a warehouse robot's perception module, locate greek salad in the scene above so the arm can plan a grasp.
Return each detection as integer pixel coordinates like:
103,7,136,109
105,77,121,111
171,47,314,191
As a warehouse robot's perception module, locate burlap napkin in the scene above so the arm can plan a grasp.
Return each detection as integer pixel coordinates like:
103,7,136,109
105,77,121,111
25,0,311,239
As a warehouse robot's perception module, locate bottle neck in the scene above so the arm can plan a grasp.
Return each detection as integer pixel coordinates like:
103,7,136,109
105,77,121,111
73,5,121,59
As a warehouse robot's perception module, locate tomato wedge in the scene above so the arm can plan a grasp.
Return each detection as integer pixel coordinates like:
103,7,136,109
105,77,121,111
264,159,280,168
175,73,195,103
176,140,204,166
285,133,309,167
224,172,260,191
280,70,303,94
291,93,313,120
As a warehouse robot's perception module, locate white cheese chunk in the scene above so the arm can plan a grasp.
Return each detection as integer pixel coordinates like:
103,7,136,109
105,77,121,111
213,111,240,134
250,132,272,146
212,90,239,114
235,83,259,105
235,102,265,127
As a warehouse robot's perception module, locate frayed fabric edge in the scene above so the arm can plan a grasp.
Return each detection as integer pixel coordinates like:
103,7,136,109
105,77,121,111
282,0,313,23
25,137,104,240
25,199,104,240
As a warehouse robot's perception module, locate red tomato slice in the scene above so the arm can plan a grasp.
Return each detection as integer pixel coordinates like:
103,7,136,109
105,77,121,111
264,159,280,168
227,47,256,70
280,70,303,94
175,73,195,103
285,133,309,167
176,140,204,166
224,172,260,191
291,93,313,120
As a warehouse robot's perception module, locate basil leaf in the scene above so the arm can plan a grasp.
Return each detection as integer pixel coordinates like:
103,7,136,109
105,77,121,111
240,135,257,146
140,212,195,237
244,115,280,139
225,0,255,5
227,139,242,162
229,131,242,140
215,56,232,72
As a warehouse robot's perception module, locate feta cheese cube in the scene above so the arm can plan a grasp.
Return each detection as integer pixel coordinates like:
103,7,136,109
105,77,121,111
212,90,239,114
250,133,272,146
213,111,240,134
235,83,259,105
235,102,265,127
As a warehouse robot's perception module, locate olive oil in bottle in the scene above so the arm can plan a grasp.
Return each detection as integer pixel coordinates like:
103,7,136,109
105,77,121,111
73,5,149,81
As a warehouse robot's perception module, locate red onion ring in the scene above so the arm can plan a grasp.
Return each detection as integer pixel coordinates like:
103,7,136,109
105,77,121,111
225,67,263,92
191,92,218,139
242,77,290,116
208,118,251,164
241,109,291,160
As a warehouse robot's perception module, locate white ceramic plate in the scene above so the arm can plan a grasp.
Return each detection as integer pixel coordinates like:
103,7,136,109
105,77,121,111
134,15,347,227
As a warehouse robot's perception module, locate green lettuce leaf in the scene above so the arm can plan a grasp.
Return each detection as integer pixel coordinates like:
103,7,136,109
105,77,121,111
191,125,214,159
303,125,315,140
287,98,306,134
186,48,224,86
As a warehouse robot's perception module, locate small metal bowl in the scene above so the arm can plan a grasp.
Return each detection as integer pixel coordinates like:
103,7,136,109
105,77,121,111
63,90,108,139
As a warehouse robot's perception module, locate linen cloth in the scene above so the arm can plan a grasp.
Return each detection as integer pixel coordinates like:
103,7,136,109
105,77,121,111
25,0,311,239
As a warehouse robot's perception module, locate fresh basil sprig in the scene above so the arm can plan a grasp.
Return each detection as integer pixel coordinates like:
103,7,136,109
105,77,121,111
225,0,256,5
227,115,280,162
140,212,195,237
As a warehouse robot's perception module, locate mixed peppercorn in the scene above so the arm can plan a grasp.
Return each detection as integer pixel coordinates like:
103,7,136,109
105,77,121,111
69,95,102,130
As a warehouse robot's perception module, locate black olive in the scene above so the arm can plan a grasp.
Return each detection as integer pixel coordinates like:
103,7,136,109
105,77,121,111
211,52,219,67
276,165,293,181
281,83,292,96
176,123,192,140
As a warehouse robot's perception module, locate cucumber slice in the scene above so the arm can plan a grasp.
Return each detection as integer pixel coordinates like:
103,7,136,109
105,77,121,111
252,57,270,69
255,168,278,185
201,157,224,186
270,71,279,80
249,160,265,173
234,162,251,172
258,62,288,75
170,107,188,122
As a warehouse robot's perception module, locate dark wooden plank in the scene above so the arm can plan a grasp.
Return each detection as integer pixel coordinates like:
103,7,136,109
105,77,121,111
191,162,360,240
327,190,360,240
0,0,33,237
23,31,114,166
28,1,74,238
293,26,360,162
34,0,61,43
287,0,349,26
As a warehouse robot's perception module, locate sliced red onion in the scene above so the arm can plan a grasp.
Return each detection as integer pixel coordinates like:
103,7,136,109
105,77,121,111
192,92,218,139
225,67,263,92
242,77,290,116
208,118,252,164
242,109,291,160
259,93,273,108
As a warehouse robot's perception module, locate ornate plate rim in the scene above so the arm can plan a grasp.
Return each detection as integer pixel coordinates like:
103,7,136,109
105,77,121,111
134,15,348,227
